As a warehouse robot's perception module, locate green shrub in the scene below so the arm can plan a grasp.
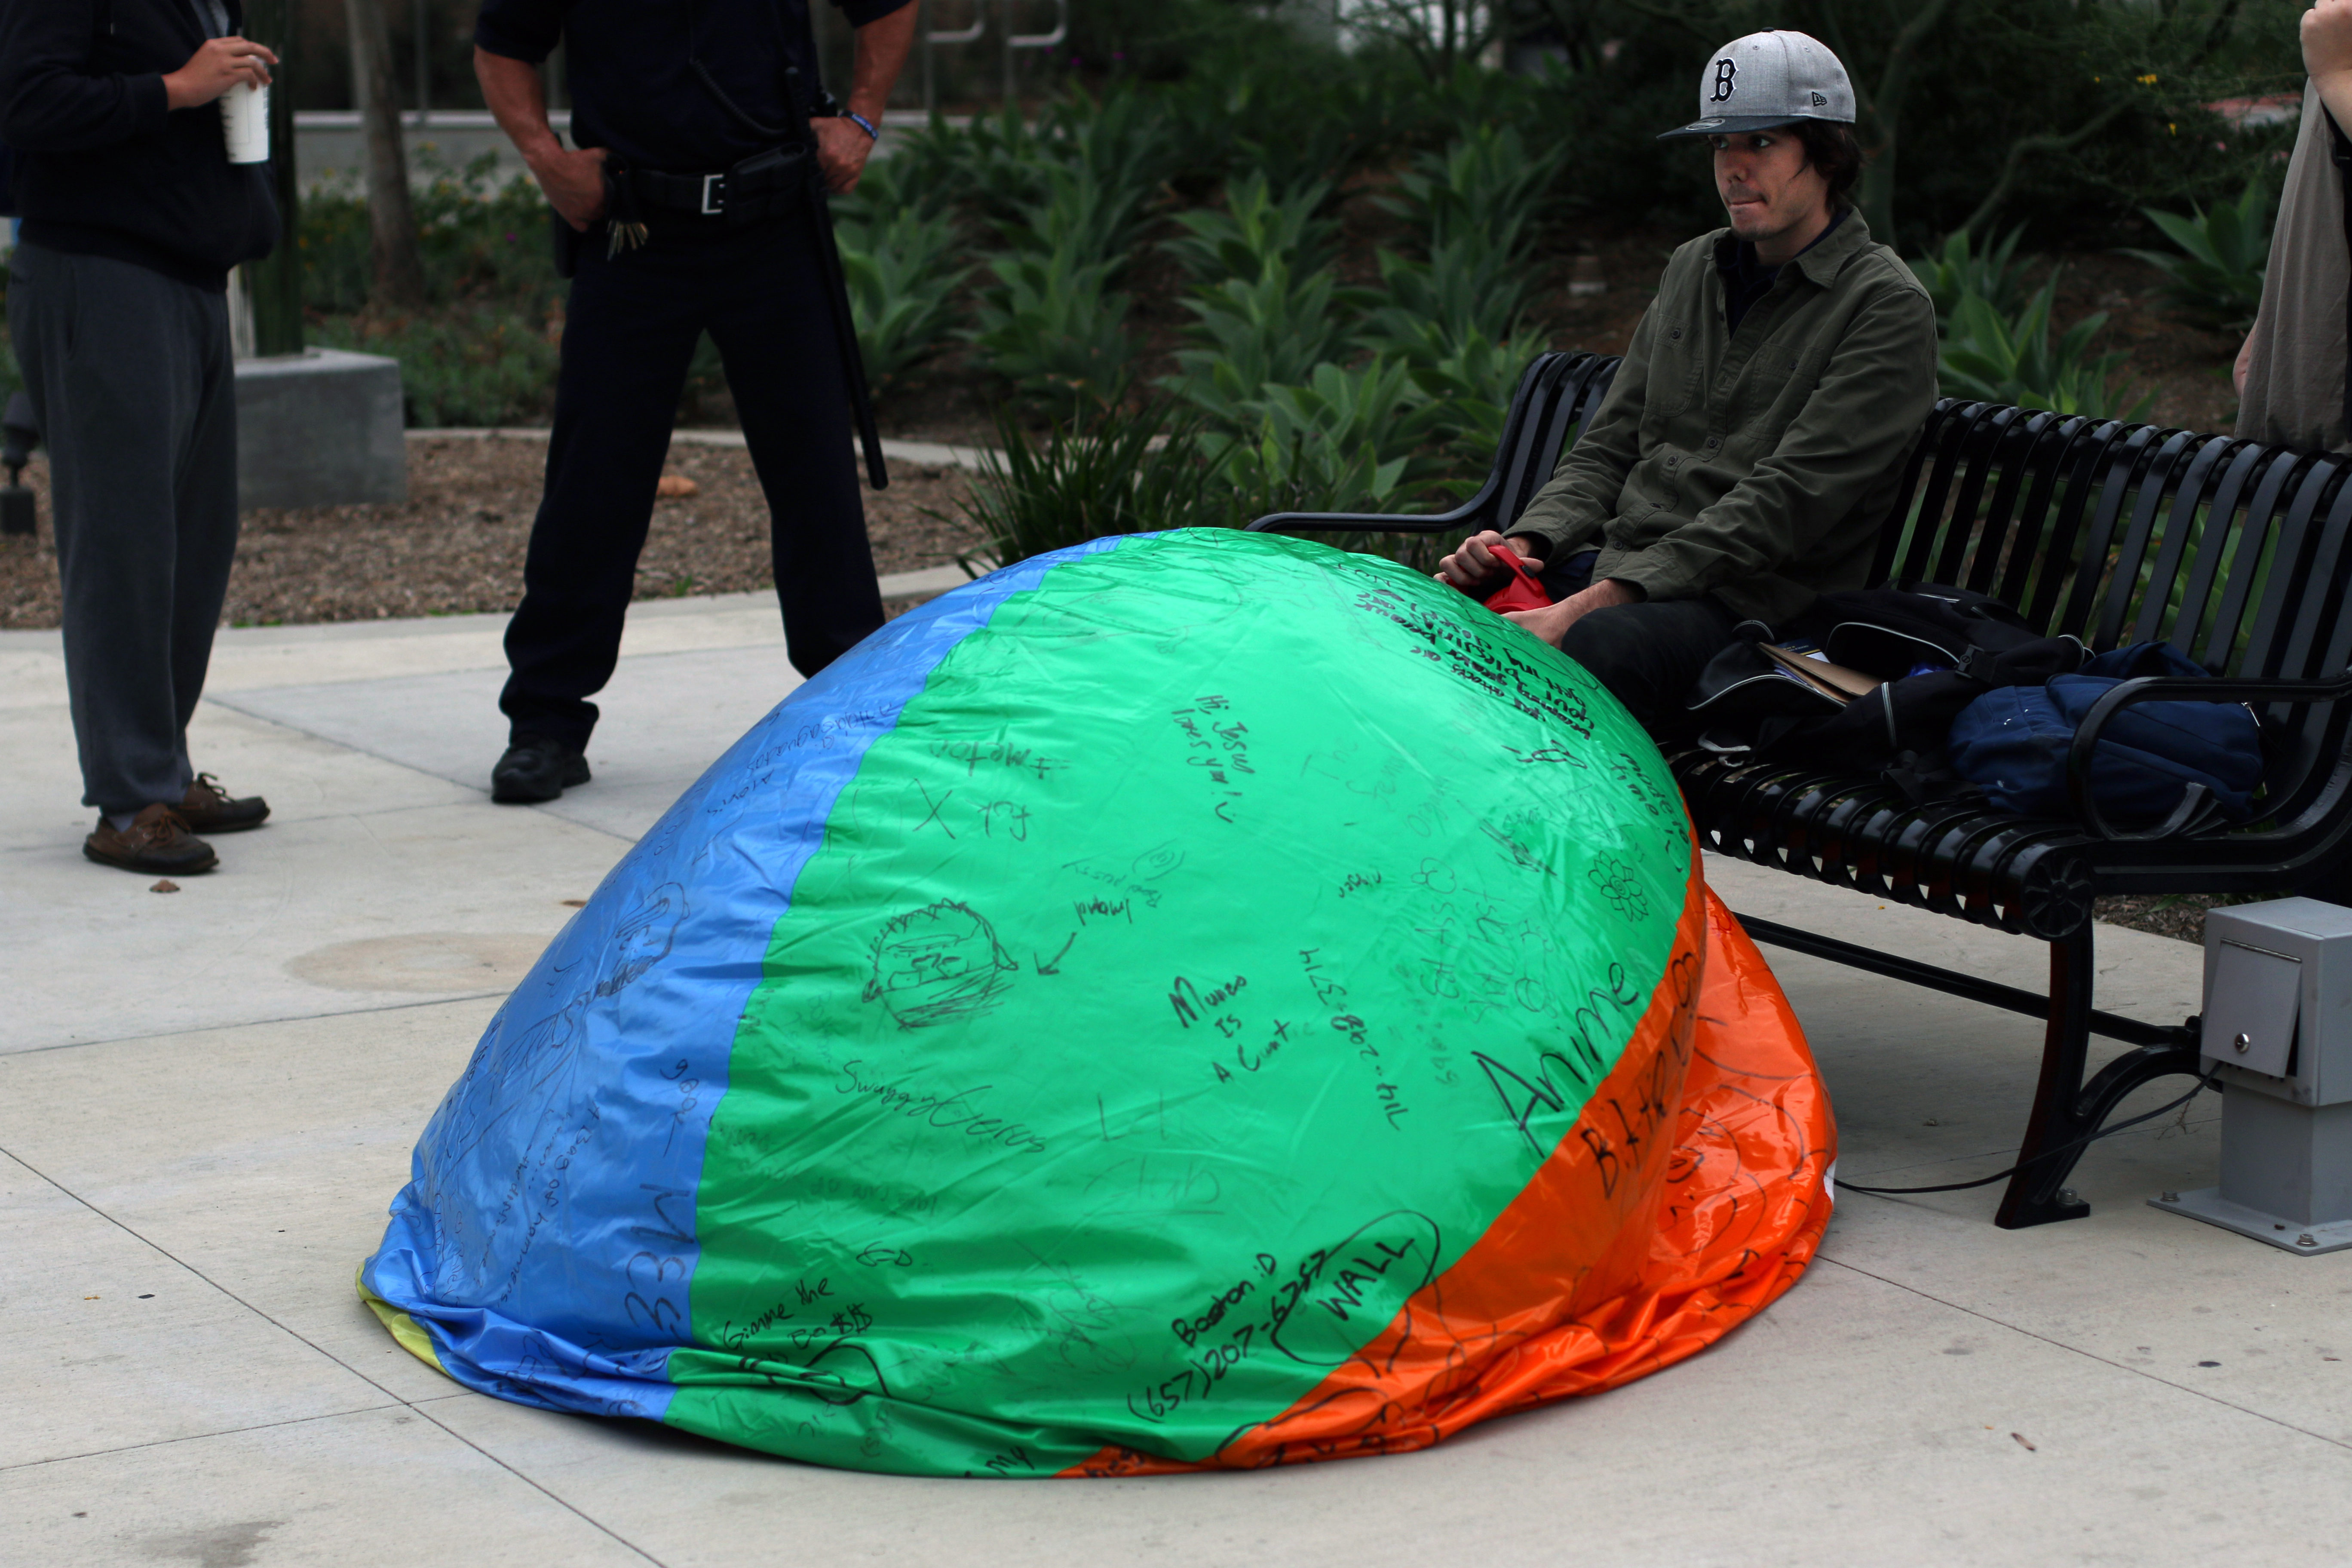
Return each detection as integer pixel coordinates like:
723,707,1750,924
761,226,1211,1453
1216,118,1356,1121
1938,280,2152,422
301,153,560,316
1910,226,2038,324
1163,256,1376,425
837,206,972,394
1163,172,1338,285
314,305,561,428
1362,239,1533,365
1202,358,1454,517
969,242,1135,414
1381,123,1565,258
957,398,1227,569
2120,175,2275,330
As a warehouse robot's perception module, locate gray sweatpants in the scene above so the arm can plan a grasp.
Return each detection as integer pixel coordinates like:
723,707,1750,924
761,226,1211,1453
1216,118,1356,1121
9,242,240,815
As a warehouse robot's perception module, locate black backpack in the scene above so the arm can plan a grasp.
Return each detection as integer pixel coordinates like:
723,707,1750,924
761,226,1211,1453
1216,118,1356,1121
1686,580,2088,793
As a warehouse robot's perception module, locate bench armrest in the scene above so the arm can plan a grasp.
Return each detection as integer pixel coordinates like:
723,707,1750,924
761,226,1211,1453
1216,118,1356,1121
1244,501,1483,536
2066,673,2352,841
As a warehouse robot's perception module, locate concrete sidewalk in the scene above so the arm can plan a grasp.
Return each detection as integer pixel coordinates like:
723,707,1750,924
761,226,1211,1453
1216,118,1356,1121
4,591,2349,1565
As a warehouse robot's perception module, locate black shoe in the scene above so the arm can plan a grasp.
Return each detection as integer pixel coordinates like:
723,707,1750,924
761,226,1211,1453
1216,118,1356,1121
491,736,590,804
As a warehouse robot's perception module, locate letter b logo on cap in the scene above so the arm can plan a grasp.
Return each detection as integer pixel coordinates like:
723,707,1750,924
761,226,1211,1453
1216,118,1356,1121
1710,58,1737,102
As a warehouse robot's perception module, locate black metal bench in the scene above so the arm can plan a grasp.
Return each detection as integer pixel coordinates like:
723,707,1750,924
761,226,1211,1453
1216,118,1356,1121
1248,349,2352,1228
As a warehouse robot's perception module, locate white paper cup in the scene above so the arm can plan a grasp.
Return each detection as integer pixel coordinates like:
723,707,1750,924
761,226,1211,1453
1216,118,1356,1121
221,82,270,164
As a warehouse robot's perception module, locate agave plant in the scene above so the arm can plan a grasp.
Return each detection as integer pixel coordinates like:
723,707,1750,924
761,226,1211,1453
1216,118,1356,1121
1361,236,1533,364
1162,255,1377,426
836,212,969,394
1162,172,1338,286
1938,280,2151,422
2120,177,2274,331
1380,124,1567,262
1202,358,1454,517
1909,225,2036,325
968,241,1135,416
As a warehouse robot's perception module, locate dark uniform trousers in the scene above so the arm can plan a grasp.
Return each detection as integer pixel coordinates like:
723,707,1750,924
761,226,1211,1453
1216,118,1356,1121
500,206,885,752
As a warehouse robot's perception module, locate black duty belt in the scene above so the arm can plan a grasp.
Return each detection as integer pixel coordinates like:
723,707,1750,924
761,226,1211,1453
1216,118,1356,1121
618,143,814,224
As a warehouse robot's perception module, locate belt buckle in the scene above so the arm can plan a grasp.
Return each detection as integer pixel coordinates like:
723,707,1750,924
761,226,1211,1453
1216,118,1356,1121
700,173,724,215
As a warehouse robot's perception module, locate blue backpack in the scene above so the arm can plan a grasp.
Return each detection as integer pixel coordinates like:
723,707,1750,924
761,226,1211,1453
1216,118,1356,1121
1947,642,2266,831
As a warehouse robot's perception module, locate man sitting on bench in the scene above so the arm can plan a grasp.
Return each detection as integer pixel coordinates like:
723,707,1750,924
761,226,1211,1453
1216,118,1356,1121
1438,29,1939,739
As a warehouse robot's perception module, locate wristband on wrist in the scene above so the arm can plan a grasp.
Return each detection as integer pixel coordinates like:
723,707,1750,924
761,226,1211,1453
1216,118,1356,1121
845,110,880,141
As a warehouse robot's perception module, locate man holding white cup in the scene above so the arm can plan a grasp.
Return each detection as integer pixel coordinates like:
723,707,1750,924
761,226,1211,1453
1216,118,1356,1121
0,0,281,875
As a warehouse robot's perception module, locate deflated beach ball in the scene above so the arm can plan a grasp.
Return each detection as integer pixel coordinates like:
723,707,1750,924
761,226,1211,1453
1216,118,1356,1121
359,528,1833,1476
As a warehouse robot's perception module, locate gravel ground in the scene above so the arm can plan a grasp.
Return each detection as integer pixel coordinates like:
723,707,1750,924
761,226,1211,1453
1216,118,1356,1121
0,436,984,630
2095,893,2222,945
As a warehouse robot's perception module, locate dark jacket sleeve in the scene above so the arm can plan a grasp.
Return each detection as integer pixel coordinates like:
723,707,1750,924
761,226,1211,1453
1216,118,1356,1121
1509,279,1665,557
475,0,565,64
0,0,169,152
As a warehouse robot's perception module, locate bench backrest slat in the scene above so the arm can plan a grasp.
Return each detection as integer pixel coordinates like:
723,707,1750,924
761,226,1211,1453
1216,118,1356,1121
2196,449,2306,670
1494,352,1621,535
2243,459,2347,680
2134,439,2261,652
2014,419,2131,629
1990,414,2094,612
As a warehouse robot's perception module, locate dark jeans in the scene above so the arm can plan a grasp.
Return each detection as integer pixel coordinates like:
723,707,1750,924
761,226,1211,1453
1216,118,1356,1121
1557,597,1741,741
9,243,238,815
500,209,884,752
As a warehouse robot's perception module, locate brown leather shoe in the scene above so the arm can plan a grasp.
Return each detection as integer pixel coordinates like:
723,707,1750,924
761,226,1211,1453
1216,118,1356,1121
85,804,218,875
179,772,270,833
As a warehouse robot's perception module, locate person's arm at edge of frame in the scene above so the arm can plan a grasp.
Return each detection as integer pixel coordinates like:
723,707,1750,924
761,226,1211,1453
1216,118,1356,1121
0,0,274,151
1435,286,1661,596
1518,267,1940,643
2242,1,2352,393
2308,0,2352,146
814,0,917,195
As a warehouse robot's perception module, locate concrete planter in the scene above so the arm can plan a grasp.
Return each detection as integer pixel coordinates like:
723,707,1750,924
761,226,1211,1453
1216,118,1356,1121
234,347,407,511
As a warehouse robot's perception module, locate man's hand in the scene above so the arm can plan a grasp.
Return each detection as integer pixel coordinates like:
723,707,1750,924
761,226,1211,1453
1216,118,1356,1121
1502,577,1642,647
1436,529,1549,593
533,144,610,231
813,117,874,194
163,36,277,111
824,4,914,194
477,48,607,230
2310,0,2352,128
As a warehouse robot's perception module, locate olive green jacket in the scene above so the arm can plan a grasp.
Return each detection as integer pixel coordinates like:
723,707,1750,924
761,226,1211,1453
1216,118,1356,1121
1511,209,1939,628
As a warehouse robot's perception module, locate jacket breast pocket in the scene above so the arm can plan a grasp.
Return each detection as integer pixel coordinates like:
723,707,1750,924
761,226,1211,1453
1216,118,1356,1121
1650,328,1703,418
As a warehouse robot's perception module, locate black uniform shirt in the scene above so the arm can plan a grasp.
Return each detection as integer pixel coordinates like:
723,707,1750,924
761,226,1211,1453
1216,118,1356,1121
476,0,912,173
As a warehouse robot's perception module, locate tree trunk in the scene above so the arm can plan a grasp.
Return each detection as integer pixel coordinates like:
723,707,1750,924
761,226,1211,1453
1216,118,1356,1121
242,0,303,354
346,0,424,309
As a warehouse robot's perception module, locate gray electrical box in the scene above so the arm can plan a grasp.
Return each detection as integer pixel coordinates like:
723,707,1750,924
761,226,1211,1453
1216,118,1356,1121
2152,897,2352,1253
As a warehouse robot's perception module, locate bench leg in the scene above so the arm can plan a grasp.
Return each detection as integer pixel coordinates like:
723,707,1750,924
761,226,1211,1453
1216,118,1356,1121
1994,924,2205,1229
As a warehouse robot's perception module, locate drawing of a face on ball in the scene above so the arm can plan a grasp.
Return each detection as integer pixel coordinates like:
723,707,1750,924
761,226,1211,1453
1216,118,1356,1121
863,900,1019,1028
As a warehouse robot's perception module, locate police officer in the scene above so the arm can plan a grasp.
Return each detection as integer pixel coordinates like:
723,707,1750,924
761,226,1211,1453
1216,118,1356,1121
474,0,916,802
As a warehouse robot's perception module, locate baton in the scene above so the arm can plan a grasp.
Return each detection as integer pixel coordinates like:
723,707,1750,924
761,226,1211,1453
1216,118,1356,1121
784,67,888,491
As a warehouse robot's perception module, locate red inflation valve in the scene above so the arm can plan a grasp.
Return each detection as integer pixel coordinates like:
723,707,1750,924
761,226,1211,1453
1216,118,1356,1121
1481,546,1553,613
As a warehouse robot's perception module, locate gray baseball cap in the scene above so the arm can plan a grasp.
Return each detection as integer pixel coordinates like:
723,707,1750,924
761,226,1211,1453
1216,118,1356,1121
1657,30,1856,141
